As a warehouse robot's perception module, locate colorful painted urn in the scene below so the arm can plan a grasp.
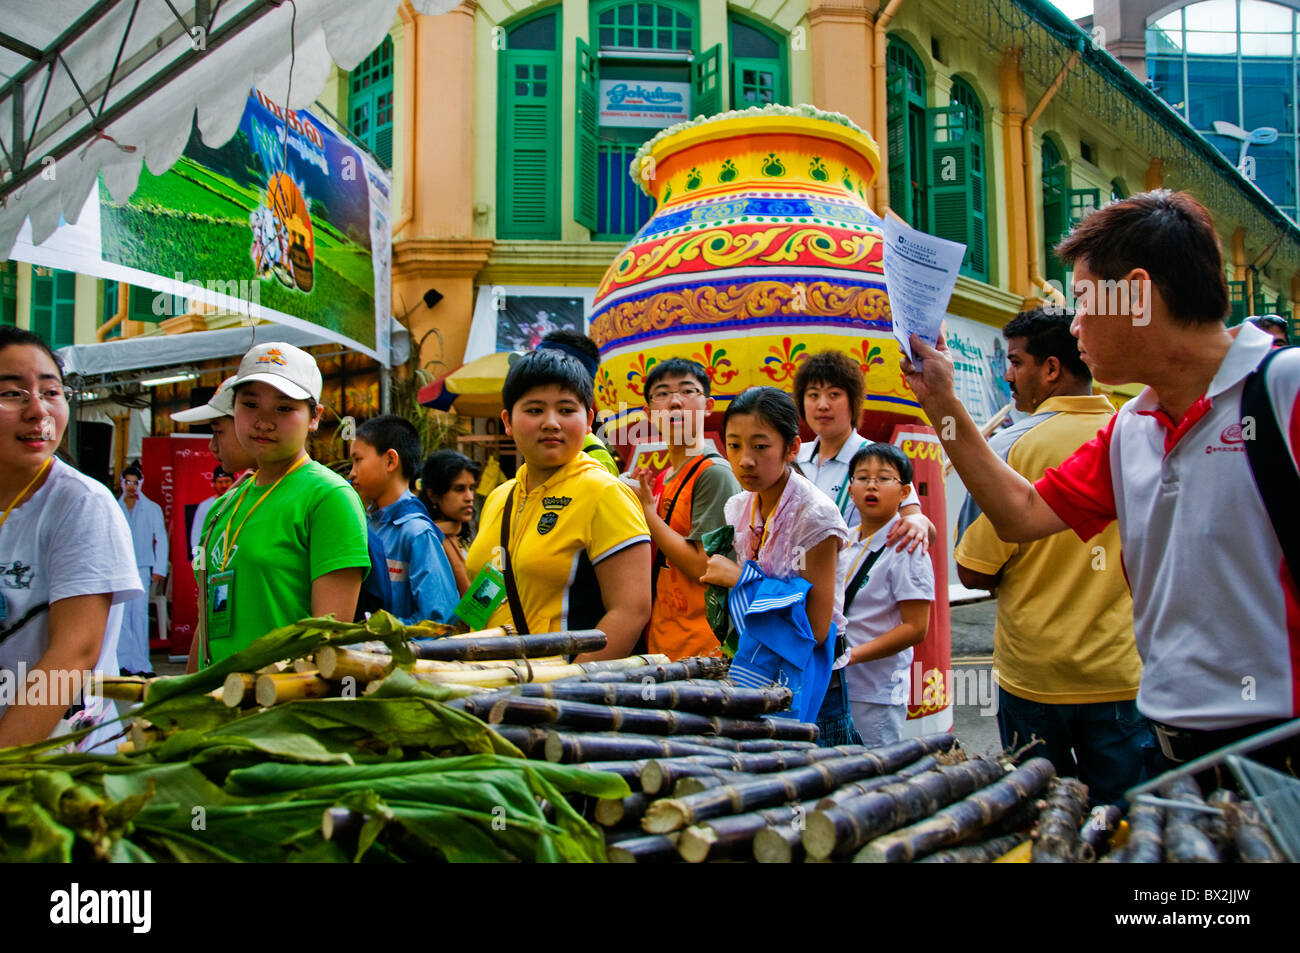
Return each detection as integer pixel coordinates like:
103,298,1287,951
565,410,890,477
589,104,921,434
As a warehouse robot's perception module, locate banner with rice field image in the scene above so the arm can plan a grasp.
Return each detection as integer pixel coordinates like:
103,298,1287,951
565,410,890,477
95,88,391,361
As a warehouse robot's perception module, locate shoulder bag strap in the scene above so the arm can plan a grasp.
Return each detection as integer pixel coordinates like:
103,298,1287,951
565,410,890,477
651,455,711,600
500,485,530,635
843,546,887,614
1242,346,1300,583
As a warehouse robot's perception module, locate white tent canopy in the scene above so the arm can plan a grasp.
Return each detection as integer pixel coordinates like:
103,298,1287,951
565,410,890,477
0,0,458,256
57,317,410,377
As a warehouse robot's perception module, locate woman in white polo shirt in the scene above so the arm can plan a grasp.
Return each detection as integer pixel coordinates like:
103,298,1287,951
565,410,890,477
0,328,141,749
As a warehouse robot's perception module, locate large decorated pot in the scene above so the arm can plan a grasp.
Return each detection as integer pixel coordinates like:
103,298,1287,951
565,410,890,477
591,105,952,735
589,104,922,435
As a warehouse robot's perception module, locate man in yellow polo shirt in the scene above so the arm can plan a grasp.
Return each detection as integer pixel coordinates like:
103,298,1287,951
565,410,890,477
955,308,1144,805
465,349,651,659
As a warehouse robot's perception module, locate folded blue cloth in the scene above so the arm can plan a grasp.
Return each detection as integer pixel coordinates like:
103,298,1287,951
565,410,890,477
727,562,835,724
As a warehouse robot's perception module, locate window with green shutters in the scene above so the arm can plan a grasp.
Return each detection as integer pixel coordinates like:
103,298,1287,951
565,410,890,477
927,78,987,281
583,1,699,241
500,11,562,240
348,36,394,167
30,267,76,349
0,261,16,327
1227,279,1248,325
1110,178,1127,203
730,15,787,108
1042,137,1067,288
886,37,928,230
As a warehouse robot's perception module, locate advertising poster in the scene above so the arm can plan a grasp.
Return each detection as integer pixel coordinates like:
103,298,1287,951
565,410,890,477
10,88,392,363
495,295,585,352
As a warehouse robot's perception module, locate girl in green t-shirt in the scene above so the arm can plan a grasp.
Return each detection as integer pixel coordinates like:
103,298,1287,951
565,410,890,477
196,342,369,666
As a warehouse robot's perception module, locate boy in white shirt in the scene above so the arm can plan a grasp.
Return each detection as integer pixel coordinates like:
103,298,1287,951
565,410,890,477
838,443,935,747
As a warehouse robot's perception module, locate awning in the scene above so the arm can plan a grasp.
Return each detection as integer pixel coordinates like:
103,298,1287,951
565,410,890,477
0,0,459,256
418,350,518,418
57,316,409,377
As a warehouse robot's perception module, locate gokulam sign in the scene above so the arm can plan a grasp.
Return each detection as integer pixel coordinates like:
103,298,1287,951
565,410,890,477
598,80,691,128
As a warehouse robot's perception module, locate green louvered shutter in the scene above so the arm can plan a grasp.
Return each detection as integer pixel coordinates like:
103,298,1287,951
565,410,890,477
926,106,977,273
0,261,16,327
1068,188,1100,226
31,268,76,348
1227,280,1247,325
693,44,722,118
348,37,394,167
499,47,560,238
967,133,987,279
886,71,910,220
574,38,599,232
1042,164,1067,287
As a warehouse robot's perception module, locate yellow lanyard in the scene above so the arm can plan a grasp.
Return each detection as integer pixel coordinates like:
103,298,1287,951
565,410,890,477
0,457,52,534
845,525,884,582
219,455,309,570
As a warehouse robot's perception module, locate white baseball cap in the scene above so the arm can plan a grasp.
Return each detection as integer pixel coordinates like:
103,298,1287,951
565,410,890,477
230,342,322,402
171,375,238,423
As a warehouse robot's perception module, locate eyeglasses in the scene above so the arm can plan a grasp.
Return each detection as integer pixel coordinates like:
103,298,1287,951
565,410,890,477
854,475,901,487
0,385,75,412
648,385,704,404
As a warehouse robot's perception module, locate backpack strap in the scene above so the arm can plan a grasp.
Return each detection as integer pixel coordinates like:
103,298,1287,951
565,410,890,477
1241,346,1300,583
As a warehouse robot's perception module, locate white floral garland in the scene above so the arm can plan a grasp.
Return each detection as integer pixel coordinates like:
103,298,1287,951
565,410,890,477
628,103,876,193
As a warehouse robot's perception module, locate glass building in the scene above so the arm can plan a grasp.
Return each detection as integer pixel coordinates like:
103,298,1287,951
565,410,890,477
1147,0,1300,220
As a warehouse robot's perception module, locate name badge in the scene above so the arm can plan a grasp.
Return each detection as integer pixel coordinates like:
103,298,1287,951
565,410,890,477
455,564,507,630
208,569,236,642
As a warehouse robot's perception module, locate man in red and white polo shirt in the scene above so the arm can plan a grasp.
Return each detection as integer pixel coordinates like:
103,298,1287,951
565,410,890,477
903,190,1299,775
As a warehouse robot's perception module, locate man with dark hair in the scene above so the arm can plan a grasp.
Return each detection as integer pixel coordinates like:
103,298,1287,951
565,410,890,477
905,190,1300,773
349,414,457,624
538,329,621,474
189,465,235,555
954,308,1143,804
633,357,740,660
793,349,933,548
117,463,167,677
1250,315,1289,348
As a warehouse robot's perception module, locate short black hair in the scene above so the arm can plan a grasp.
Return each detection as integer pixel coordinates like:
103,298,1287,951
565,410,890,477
356,414,423,480
123,464,143,480
0,326,64,380
723,386,800,448
502,349,594,413
540,329,600,378
643,357,711,398
792,350,864,424
1001,308,1091,381
848,442,913,485
213,465,232,479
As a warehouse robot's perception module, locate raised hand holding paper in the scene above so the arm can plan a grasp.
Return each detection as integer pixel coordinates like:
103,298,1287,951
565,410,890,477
882,211,966,362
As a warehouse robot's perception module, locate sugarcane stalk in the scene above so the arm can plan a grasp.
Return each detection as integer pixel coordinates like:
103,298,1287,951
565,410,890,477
483,695,818,741
641,743,947,797
254,672,332,708
1159,776,1221,863
292,657,317,673
804,758,1006,860
642,734,957,834
1124,802,1165,863
917,833,1028,863
544,733,732,763
1203,789,1238,853
753,820,808,863
1078,804,1124,861
576,761,648,787
575,657,728,684
407,630,607,661
812,754,941,808
606,833,681,863
594,792,654,828
854,757,1056,863
89,675,149,702
1030,777,1090,863
514,681,791,716
489,725,550,757
674,772,747,797
1232,800,1285,863
221,673,258,708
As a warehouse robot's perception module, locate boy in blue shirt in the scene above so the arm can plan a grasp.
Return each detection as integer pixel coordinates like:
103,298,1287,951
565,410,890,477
349,415,458,625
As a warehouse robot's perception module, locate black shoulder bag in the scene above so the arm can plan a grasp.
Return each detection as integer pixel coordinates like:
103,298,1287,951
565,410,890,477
1242,346,1300,582
500,485,530,635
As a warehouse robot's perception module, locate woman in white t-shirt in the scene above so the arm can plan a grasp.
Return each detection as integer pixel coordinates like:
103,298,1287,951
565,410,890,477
0,328,141,750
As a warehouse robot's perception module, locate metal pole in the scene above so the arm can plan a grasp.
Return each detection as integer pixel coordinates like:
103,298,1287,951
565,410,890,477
380,365,391,415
